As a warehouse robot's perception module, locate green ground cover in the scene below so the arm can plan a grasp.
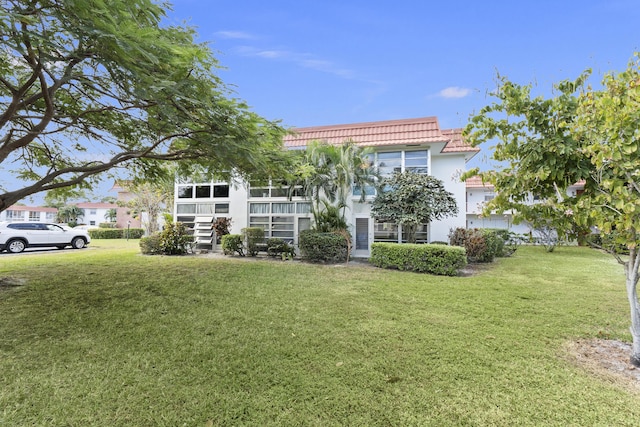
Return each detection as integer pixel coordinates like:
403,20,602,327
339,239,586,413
0,242,638,426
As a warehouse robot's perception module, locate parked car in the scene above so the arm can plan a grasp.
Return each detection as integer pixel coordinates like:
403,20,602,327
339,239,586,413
0,222,91,253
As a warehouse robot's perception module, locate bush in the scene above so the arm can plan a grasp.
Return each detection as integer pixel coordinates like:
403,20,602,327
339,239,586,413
242,227,265,257
88,228,144,239
299,230,348,263
221,234,244,256
448,228,506,263
99,222,116,228
159,222,193,255
369,243,466,276
266,238,295,259
139,234,162,255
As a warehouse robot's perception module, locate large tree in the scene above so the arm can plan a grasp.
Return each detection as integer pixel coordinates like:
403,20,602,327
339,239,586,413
464,53,640,366
0,0,289,211
370,171,458,243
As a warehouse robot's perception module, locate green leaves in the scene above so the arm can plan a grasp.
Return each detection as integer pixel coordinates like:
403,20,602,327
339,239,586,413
371,171,457,243
0,0,289,210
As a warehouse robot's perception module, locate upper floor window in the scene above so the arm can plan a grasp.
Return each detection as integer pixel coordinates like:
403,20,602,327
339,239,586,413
178,184,230,199
28,211,40,221
377,150,428,177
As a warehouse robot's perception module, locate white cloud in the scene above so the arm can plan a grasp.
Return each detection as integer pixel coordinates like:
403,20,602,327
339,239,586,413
437,86,472,99
215,31,255,40
234,46,355,79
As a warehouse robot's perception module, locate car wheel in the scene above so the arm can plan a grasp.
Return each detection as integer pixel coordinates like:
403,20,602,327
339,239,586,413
7,239,26,253
71,237,86,249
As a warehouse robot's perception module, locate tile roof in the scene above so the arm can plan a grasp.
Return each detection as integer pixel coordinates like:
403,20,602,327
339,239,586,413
464,175,491,188
6,205,57,212
283,117,480,155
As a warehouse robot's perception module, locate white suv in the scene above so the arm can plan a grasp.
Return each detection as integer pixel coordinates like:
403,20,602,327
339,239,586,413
0,222,91,253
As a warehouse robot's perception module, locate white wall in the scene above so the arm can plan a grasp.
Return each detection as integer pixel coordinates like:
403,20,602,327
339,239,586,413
430,154,467,242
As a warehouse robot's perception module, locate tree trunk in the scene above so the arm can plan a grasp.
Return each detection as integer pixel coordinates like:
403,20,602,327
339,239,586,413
625,248,640,367
404,224,417,244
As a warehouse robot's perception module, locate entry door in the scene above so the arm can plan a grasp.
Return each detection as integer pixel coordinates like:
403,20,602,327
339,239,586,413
353,217,372,258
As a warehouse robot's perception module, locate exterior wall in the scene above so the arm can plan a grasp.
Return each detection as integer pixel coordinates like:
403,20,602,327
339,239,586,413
174,148,472,255
429,154,467,242
76,203,118,227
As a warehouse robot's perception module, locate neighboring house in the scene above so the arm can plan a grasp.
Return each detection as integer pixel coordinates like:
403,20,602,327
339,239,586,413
174,116,479,256
110,181,142,229
465,175,585,235
0,205,57,223
75,202,119,227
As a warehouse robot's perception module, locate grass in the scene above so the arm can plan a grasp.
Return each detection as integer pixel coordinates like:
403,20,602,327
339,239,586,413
0,241,639,426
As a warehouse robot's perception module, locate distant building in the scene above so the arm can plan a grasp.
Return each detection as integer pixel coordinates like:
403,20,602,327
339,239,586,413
0,205,58,223
109,181,142,229
465,176,585,234
75,202,118,227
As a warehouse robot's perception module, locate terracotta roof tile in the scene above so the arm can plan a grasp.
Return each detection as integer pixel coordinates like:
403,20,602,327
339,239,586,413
283,117,478,154
465,176,491,188
6,205,57,212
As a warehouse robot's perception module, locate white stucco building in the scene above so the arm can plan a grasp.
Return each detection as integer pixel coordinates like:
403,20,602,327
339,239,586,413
465,175,586,235
174,116,479,256
0,205,57,223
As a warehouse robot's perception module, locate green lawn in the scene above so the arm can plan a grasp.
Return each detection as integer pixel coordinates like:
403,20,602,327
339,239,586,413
1,241,639,426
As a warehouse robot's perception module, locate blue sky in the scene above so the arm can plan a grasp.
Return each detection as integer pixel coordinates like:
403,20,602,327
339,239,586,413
14,1,640,204
165,0,640,169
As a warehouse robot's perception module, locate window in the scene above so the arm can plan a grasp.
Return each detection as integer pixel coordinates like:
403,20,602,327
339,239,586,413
195,185,211,198
89,221,96,226
248,202,311,243
484,193,495,202
177,204,196,214
46,212,56,221
353,150,429,197
377,151,402,177
214,204,229,214
404,150,428,174
177,185,193,199
28,211,40,221
213,185,229,198
374,221,398,243
5,210,21,221
89,209,97,215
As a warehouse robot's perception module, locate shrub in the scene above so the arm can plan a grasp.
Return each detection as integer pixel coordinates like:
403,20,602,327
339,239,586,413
88,228,144,239
242,227,265,257
299,230,348,263
221,234,244,256
158,222,193,255
266,238,295,259
139,234,162,255
448,227,506,263
369,242,466,276
448,227,467,247
99,222,116,228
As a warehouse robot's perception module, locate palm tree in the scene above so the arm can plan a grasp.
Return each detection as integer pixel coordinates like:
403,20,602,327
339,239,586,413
300,140,378,215
56,205,84,226
104,208,117,223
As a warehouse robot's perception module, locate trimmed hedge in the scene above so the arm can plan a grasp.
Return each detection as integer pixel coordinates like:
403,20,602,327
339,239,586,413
299,230,348,263
369,242,466,276
88,228,144,239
